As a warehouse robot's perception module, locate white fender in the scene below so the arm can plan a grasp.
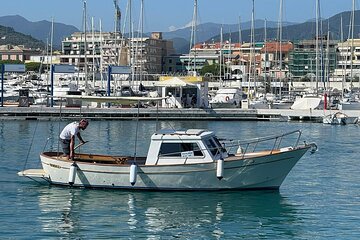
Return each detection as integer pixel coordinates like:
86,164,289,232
129,164,137,186
236,145,244,155
216,158,224,180
68,162,77,185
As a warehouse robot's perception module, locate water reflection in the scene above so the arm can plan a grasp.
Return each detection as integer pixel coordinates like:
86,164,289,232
127,193,138,229
0,121,4,153
37,187,80,239
35,187,299,239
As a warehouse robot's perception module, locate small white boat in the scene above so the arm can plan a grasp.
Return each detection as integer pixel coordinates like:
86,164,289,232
209,88,245,108
322,112,358,125
338,98,360,110
291,96,323,110
19,128,317,191
249,98,270,109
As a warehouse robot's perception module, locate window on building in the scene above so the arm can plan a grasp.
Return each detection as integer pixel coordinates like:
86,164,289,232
159,142,203,157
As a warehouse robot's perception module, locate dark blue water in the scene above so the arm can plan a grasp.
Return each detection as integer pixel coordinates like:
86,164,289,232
1,120,360,239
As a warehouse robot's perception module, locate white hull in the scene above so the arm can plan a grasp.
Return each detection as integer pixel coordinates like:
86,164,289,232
210,102,240,109
270,102,293,109
38,147,309,190
338,102,360,110
322,112,359,125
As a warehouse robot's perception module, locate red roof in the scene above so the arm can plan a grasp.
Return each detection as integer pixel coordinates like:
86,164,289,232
261,42,293,53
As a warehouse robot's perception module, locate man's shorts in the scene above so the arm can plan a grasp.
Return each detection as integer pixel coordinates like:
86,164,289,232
59,138,71,155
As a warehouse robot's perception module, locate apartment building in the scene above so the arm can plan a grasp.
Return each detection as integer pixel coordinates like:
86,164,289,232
179,41,263,79
0,44,41,62
334,38,360,80
60,31,174,75
261,41,293,79
288,38,338,81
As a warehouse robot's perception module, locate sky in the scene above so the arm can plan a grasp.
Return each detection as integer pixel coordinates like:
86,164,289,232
0,0,357,32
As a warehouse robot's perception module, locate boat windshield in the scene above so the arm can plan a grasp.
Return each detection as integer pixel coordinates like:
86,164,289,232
213,137,226,153
204,138,220,156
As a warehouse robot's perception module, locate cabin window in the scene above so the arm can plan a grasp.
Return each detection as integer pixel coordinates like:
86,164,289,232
159,143,203,157
213,137,226,153
204,139,219,156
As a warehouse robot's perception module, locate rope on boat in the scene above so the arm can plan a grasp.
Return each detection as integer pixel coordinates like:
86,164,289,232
22,119,39,171
24,176,51,184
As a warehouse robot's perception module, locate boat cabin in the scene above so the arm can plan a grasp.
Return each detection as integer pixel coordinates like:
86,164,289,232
145,129,228,165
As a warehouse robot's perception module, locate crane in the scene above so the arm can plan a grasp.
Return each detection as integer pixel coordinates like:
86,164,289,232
113,0,121,34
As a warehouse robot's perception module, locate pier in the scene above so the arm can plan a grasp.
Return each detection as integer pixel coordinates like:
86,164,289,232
1,106,360,122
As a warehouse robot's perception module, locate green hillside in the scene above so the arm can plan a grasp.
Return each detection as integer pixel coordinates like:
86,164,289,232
0,25,44,49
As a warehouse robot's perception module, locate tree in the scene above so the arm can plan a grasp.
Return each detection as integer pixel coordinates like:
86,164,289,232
199,63,219,76
25,62,42,72
0,60,22,64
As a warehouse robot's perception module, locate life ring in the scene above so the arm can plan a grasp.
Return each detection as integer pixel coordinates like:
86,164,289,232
225,96,230,101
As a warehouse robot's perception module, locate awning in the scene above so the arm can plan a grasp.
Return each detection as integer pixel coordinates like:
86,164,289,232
155,77,195,87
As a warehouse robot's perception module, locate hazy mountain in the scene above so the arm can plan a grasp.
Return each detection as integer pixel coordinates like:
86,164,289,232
0,25,44,49
161,20,297,53
1,10,359,54
0,15,79,49
162,20,296,42
210,10,360,43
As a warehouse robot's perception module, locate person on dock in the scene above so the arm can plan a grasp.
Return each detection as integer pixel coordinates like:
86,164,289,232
59,119,89,160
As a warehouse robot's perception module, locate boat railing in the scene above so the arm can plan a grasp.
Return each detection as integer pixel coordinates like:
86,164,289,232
222,130,302,158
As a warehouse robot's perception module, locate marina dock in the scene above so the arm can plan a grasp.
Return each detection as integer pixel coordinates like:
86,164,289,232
1,106,360,122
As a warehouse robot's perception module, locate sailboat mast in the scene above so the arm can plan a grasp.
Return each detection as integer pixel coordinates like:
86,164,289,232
228,31,232,79
83,0,88,93
279,0,283,98
49,18,54,88
192,0,198,74
140,0,144,84
251,0,256,97
318,1,325,91
238,16,242,88
220,26,223,82
326,21,330,91
264,18,268,94
341,15,345,99
315,0,319,96
188,0,197,72
91,17,95,88
99,19,104,89
350,0,355,89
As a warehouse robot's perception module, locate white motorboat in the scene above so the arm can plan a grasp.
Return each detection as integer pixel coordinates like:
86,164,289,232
249,98,270,109
338,98,360,110
209,88,245,108
270,97,294,109
19,127,317,191
322,112,358,125
291,96,323,110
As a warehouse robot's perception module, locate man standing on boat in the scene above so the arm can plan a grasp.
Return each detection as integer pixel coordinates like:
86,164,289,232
59,119,89,160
